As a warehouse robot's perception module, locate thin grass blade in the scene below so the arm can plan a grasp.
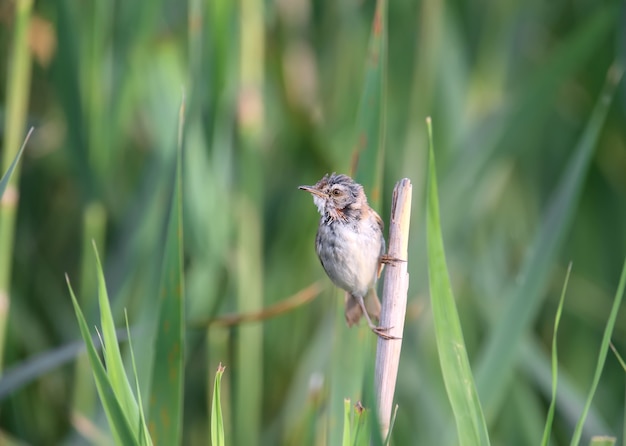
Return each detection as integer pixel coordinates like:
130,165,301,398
66,276,137,445
521,339,612,439
475,64,624,416
0,0,34,353
148,98,186,445
426,118,490,446
235,0,265,441
353,402,370,446
352,0,387,207
609,344,626,371
383,404,398,446
0,128,33,198
541,262,572,446
125,311,153,446
92,242,140,432
570,258,626,446
211,363,226,446
342,399,351,446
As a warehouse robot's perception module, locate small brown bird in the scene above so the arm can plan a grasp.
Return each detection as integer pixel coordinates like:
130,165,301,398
299,173,394,339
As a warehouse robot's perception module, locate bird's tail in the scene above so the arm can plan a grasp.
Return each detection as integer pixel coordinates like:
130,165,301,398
344,288,381,327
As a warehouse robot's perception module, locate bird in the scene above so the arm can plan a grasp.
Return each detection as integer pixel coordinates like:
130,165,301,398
299,173,395,339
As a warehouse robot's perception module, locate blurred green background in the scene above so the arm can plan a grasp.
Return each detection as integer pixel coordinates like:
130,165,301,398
1,0,625,444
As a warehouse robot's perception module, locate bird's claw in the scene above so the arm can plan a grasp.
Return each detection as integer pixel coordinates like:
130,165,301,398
372,326,401,340
380,254,406,265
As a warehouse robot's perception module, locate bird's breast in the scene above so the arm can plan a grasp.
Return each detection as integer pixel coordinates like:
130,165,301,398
315,218,383,297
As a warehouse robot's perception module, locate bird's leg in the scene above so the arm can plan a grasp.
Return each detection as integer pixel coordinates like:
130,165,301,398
353,294,401,340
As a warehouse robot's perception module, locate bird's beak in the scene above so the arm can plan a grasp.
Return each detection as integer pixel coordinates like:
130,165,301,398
298,185,326,198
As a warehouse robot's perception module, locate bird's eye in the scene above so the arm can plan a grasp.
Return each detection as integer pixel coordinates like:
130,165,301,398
332,189,341,196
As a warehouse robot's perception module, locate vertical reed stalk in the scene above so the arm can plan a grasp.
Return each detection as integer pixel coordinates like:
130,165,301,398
374,178,412,439
72,202,107,416
235,0,265,443
71,0,110,416
0,0,33,373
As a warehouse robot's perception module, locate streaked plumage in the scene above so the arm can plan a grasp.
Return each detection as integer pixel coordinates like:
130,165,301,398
299,173,393,338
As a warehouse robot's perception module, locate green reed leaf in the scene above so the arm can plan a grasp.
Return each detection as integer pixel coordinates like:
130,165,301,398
352,0,387,208
426,118,491,446
211,363,226,446
0,128,33,199
475,64,624,417
541,263,572,446
92,242,140,432
148,96,186,445
67,276,138,446
570,258,626,446
342,399,351,446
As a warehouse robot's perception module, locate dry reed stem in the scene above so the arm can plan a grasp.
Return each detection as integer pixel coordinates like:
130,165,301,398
375,178,412,439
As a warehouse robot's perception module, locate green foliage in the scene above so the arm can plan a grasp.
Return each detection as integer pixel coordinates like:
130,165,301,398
341,399,371,446
67,244,150,446
126,311,153,446
211,364,226,446
571,259,626,446
1,0,625,444
426,118,490,446
147,97,186,446
0,129,32,199
342,399,352,446
541,263,572,446
474,64,623,417
66,103,184,444
352,0,387,205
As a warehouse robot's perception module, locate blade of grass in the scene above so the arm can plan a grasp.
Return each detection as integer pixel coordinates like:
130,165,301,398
84,0,112,181
328,304,375,445
383,404,399,446
352,0,387,208
0,126,32,365
52,0,97,196
521,339,612,440
67,276,138,445
426,117,491,446
74,0,114,408
353,401,369,446
0,0,34,374
0,0,33,185
570,257,626,446
609,344,626,371
125,310,153,446
363,363,384,446
235,0,265,442
541,262,573,446
609,340,626,445
148,95,186,445
0,128,33,199
475,64,624,417
211,363,226,446
73,202,107,416
92,242,140,433
342,399,351,446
